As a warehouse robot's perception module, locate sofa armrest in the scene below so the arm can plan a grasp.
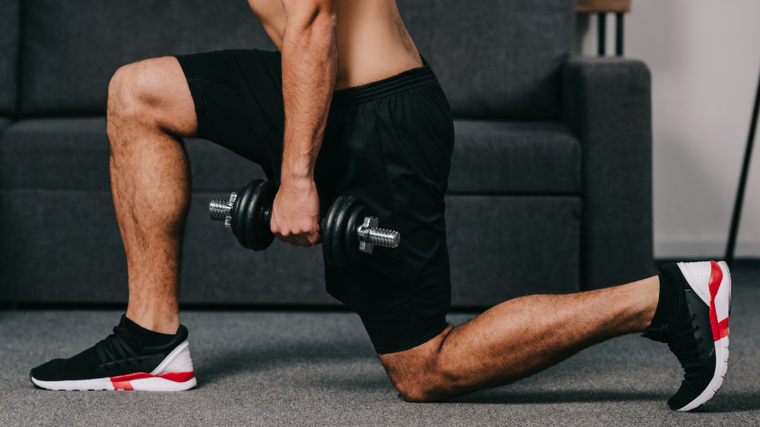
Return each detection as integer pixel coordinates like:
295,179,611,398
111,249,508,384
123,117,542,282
562,56,654,290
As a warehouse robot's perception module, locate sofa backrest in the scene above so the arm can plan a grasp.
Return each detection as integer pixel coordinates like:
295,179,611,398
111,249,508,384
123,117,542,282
399,0,574,120
0,0,20,117
18,0,274,117
17,0,574,120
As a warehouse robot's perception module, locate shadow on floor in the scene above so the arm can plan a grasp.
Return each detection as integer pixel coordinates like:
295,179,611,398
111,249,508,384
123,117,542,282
446,388,759,413
194,341,384,385
445,389,669,405
692,392,760,413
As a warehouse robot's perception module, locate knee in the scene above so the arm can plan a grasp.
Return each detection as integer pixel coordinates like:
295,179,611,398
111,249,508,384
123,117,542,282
107,59,169,126
380,325,459,402
108,63,141,122
393,378,437,403
391,366,460,402
385,357,461,403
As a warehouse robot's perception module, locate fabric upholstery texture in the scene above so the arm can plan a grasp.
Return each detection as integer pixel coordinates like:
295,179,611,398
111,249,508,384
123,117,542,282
0,118,580,195
447,196,581,305
0,119,111,191
562,57,655,289
0,118,268,191
398,0,574,120
19,0,274,116
0,118,11,132
0,0,19,115
0,190,580,307
449,120,581,194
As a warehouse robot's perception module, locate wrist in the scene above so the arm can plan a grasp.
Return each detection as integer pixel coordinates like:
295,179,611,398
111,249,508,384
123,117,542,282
279,172,315,190
281,138,318,185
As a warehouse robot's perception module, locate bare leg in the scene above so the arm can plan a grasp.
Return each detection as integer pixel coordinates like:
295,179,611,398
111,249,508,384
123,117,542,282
380,276,660,402
106,57,197,334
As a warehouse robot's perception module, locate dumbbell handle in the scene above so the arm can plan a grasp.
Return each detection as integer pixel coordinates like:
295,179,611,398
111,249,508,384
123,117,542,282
209,192,401,251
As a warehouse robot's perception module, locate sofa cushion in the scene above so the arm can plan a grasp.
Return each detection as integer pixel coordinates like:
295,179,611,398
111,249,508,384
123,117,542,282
0,189,330,305
400,0,573,120
0,190,579,306
1,118,111,191
0,0,19,115
447,195,581,305
1,118,581,195
0,118,11,132
0,118,266,192
448,120,581,194
18,0,274,116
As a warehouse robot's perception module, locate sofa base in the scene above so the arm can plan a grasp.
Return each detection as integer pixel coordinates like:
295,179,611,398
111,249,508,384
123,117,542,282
0,190,581,307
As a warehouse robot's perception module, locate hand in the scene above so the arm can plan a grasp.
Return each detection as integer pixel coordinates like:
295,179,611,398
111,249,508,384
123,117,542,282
270,178,321,247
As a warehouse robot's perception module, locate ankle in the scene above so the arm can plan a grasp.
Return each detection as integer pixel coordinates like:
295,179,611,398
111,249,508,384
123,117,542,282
645,264,686,334
125,308,180,335
640,275,660,331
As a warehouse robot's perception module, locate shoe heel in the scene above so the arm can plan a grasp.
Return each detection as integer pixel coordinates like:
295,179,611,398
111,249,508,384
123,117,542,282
151,341,194,375
676,261,714,304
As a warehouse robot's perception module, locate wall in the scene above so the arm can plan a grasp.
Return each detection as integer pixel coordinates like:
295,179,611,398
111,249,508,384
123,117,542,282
576,0,760,258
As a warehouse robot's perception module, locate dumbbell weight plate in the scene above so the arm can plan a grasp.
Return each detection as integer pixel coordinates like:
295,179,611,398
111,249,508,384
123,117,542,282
249,180,278,251
343,202,366,264
331,195,363,267
230,179,263,250
321,194,348,266
235,179,277,251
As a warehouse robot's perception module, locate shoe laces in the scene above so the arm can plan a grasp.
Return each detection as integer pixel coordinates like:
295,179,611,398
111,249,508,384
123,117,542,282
645,314,706,375
95,326,143,369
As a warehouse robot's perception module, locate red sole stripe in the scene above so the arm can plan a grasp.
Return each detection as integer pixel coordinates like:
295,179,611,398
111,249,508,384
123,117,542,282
708,261,728,342
110,371,195,390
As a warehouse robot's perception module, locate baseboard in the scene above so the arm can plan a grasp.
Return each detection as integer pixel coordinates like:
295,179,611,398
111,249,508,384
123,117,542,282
655,240,760,259
655,257,760,268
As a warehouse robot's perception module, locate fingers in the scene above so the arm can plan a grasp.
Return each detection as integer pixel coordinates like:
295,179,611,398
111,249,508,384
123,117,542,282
269,179,321,248
306,226,321,246
271,217,320,248
310,227,322,246
273,229,318,247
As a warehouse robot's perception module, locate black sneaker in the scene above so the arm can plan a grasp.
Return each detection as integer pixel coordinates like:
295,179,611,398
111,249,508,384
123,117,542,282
644,261,731,411
30,315,196,391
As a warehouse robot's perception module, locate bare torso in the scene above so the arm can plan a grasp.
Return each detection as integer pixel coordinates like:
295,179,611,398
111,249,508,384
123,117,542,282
248,0,422,90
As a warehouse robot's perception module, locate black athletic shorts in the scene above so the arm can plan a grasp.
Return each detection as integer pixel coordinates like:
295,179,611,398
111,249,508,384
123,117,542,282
176,50,454,354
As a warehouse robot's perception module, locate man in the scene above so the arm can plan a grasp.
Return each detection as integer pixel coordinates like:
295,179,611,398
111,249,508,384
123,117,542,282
29,0,730,411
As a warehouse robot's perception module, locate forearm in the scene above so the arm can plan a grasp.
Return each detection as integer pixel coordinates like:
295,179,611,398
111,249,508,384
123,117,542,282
279,0,337,185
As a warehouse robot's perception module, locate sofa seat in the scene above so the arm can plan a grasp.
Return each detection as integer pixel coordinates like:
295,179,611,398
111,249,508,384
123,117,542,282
0,118,581,196
0,118,266,192
450,120,580,194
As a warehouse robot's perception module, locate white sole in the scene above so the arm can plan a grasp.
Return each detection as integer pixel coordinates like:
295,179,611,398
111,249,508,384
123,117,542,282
676,261,731,411
31,341,197,392
31,375,197,391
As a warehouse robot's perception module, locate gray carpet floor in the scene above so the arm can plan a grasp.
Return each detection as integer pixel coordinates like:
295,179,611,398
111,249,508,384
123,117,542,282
2,265,759,426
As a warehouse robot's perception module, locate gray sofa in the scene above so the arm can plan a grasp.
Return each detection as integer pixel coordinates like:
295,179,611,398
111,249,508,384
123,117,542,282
0,0,653,307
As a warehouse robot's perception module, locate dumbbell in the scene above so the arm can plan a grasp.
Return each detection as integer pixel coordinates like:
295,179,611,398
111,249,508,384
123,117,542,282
208,179,401,267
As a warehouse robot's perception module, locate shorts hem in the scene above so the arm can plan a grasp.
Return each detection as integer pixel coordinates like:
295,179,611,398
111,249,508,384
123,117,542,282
363,311,449,355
